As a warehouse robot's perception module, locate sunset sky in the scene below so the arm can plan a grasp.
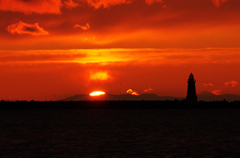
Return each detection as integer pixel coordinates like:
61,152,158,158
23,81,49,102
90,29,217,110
0,0,240,101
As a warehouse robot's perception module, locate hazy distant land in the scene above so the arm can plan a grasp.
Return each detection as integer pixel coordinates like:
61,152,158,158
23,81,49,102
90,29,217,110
62,91,240,102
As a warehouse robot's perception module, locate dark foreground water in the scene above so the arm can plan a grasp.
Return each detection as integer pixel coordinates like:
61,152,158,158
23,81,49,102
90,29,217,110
0,109,240,157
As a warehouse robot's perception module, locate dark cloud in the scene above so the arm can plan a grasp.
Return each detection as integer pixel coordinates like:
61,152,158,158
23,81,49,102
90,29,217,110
23,26,39,32
7,21,49,36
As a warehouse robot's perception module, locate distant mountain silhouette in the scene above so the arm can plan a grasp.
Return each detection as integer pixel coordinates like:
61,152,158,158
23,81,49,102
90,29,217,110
197,90,240,102
62,93,184,101
62,91,240,102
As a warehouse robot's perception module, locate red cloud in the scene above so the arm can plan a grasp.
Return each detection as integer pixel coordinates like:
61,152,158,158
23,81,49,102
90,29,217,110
212,90,221,95
74,23,90,30
64,0,79,9
211,0,229,7
143,87,154,93
0,0,62,14
7,21,49,36
224,81,238,87
145,0,162,4
203,83,214,86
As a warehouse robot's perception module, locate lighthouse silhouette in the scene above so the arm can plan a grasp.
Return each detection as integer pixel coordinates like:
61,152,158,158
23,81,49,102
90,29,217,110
186,73,197,103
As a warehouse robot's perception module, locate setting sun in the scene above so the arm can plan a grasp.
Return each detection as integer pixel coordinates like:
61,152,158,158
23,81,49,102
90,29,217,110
90,91,106,96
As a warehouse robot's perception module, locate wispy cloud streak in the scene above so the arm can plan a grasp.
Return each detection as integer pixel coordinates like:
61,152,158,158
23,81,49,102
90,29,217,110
143,87,154,93
74,23,90,30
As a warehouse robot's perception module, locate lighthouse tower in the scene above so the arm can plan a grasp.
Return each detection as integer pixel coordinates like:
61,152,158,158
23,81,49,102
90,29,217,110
186,73,197,103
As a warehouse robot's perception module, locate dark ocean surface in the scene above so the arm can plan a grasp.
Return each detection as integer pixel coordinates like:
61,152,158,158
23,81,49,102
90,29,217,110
0,109,240,157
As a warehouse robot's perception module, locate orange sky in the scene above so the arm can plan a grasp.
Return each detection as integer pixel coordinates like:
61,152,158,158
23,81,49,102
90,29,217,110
0,0,240,100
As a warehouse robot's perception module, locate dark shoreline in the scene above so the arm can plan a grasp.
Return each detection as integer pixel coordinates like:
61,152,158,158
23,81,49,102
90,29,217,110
0,100,240,110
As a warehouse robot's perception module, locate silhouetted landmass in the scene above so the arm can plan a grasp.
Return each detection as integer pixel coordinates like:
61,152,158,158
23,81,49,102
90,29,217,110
0,100,240,110
62,93,185,101
62,91,240,102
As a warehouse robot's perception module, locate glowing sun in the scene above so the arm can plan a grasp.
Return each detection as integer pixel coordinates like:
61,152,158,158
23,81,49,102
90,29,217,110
90,91,105,96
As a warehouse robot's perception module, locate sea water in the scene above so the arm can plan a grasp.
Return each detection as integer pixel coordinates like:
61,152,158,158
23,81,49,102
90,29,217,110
0,109,240,157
